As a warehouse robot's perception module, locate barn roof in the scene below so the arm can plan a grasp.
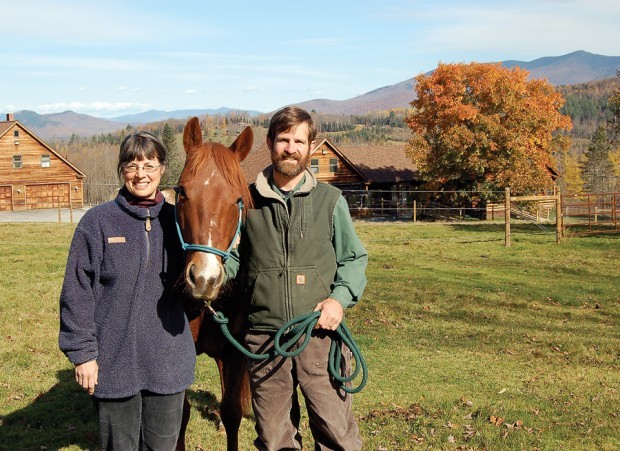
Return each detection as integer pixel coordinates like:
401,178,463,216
339,144,418,184
0,121,13,137
240,139,418,186
0,118,86,178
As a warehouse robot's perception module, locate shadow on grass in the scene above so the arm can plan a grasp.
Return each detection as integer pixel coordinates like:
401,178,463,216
0,371,230,449
185,388,224,430
0,369,98,450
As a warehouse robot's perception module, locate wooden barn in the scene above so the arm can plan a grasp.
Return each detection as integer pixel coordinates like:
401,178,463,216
241,137,418,190
240,137,419,216
0,114,85,211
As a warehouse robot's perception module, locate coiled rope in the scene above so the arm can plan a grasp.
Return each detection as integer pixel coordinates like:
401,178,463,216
209,310,368,394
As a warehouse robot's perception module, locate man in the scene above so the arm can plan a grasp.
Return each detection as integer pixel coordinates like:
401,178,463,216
227,106,368,450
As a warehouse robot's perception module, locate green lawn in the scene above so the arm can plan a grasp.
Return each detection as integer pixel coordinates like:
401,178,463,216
0,222,618,450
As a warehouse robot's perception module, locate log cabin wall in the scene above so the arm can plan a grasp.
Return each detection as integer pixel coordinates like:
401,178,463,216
0,120,84,211
311,141,364,185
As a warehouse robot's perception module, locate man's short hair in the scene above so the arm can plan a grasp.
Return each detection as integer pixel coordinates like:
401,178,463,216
267,106,317,144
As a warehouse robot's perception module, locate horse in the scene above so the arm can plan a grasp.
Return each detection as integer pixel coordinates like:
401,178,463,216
174,117,253,451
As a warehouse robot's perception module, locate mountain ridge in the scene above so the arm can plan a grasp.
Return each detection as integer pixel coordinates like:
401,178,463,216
7,50,620,139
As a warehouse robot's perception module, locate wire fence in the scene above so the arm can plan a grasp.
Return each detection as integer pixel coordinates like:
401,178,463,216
77,184,619,237
342,189,508,222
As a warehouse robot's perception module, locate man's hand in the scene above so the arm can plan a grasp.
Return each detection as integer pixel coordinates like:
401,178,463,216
314,297,344,331
75,360,98,395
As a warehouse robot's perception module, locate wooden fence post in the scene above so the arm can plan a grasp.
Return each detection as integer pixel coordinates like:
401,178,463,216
413,200,417,222
553,187,564,244
505,187,511,247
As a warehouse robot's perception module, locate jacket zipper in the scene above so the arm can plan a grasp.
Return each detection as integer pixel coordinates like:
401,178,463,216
145,210,151,262
300,197,304,239
281,198,293,321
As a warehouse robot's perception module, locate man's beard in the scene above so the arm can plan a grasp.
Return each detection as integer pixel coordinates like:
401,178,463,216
272,151,311,177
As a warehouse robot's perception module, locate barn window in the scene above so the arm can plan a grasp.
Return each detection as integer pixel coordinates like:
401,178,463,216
13,155,23,168
41,154,51,168
14,130,19,137
329,158,338,173
310,158,319,173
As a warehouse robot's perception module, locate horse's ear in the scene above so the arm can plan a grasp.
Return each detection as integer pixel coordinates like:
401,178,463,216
229,126,253,162
183,117,203,153
161,188,176,205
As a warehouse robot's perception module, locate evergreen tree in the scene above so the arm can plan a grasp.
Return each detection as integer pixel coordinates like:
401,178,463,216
580,125,615,193
608,71,620,140
161,122,184,188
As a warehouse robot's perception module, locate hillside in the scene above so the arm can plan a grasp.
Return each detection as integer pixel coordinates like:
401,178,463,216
110,107,261,124
15,110,123,139
502,50,620,85
9,50,620,139
297,51,620,115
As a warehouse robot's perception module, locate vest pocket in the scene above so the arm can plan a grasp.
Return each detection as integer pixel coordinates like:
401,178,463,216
249,267,287,328
289,265,331,318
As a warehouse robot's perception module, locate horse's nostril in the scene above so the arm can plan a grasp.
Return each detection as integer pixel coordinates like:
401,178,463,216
188,264,201,287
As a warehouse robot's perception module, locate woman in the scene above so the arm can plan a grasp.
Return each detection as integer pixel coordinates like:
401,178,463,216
59,131,195,450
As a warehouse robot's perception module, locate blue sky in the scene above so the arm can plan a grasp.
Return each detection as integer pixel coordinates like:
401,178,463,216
1,0,618,118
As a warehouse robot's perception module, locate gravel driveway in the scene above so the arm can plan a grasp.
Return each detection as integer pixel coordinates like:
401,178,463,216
0,208,89,223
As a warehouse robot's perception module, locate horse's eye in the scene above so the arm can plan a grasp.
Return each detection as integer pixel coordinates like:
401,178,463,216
175,186,185,197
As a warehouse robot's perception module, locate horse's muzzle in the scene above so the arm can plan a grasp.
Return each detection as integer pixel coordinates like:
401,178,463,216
185,255,225,301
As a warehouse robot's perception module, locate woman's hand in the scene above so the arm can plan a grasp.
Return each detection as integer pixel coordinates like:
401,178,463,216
75,360,99,395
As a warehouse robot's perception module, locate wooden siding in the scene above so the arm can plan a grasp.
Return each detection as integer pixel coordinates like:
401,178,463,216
0,185,12,211
311,142,364,185
0,123,84,210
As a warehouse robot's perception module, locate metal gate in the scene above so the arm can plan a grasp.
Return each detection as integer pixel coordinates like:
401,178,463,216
561,192,619,235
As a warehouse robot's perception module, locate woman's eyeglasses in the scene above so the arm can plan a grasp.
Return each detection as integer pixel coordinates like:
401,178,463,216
122,163,162,174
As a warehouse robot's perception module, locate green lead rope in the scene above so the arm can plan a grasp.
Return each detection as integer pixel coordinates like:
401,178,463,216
210,310,368,394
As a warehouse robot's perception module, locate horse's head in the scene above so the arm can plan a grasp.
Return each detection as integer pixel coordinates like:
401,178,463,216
175,117,253,301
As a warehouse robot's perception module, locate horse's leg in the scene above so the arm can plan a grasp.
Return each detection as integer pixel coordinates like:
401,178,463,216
176,393,191,451
217,349,250,451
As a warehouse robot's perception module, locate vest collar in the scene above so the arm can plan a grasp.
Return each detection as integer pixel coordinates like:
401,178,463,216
256,166,317,202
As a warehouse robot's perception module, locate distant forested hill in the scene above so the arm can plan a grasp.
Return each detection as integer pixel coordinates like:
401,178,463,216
557,77,618,138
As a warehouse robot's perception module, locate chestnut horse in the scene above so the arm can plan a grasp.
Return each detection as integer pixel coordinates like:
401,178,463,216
174,117,252,451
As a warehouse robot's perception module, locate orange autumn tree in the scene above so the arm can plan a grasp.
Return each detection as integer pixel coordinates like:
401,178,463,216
405,62,572,194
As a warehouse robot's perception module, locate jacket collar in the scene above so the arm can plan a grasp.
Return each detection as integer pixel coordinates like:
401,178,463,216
116,187,165,219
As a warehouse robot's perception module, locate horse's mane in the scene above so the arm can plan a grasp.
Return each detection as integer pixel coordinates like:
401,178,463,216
185,142,254,211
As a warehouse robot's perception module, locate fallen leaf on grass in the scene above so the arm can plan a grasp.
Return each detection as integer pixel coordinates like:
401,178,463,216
411,435,425,444
463,424,475,440
489,415,505,426
460,397,473,407
515,419,524,428
447,435,455,443
497,388,507,394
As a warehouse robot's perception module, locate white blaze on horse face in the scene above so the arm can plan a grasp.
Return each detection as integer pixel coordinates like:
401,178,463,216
185,215,224,300
203,169,217,187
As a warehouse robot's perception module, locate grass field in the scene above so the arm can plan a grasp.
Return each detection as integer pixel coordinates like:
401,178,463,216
0,221,618,450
